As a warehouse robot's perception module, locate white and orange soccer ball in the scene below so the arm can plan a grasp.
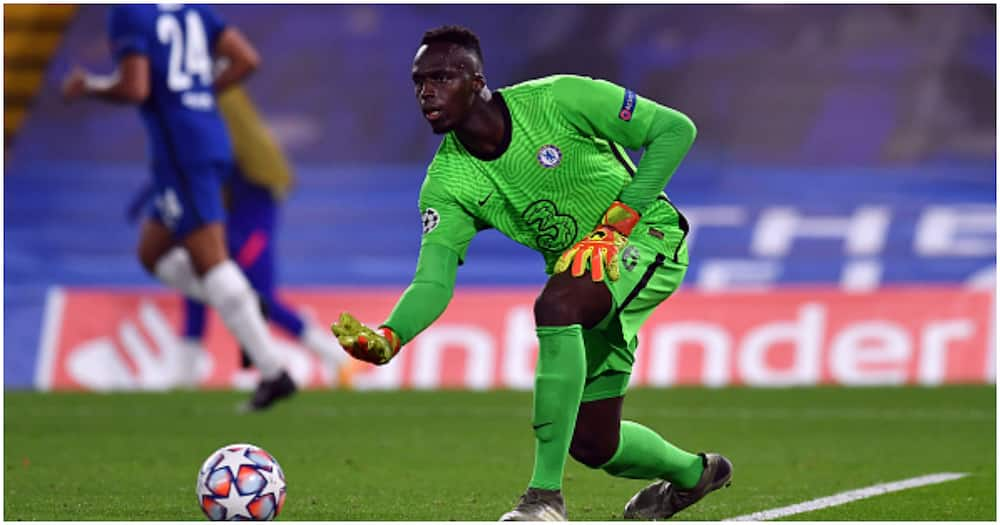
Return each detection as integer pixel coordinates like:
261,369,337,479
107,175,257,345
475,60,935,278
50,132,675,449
196,443,287,521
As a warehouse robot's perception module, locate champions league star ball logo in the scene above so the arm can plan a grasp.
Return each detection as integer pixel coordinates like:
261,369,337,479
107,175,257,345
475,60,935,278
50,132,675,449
536,145,562,168
621,245,640,272
422,208,440,234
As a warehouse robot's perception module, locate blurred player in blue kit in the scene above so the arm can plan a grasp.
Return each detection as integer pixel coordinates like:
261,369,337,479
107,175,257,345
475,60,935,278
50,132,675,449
61,4,323,410
126,86,351,388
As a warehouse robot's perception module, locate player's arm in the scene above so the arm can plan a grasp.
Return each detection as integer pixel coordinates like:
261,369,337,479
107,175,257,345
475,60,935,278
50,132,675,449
551,75,696,281
381,242,459,344
193,5,259,93
211,28,260,93
551,74,696,213
61,54,150,105
62,6,151,105
331,172,476,365
332,243,459,364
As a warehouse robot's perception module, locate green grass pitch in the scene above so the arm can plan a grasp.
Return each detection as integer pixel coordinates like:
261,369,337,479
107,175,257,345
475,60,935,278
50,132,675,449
4,385,995,520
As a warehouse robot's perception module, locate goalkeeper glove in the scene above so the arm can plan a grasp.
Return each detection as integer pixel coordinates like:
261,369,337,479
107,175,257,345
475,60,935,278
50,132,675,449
554,200,641,282
330,312,401,365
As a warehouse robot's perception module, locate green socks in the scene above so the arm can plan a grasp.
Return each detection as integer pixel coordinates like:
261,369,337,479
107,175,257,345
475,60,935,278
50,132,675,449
600,421,704,489
525,325,703,492
528,325,586,490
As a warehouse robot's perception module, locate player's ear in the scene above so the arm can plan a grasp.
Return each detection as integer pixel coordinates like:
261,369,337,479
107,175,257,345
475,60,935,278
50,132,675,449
472,72,486,93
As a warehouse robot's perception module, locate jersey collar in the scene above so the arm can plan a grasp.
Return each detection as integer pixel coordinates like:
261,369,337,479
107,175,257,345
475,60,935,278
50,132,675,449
462,91,512,162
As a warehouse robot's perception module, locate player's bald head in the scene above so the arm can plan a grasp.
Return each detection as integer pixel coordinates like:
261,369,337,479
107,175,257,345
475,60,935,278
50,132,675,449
416,25,484,74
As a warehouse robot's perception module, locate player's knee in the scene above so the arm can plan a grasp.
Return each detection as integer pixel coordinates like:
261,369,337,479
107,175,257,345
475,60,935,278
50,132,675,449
533,290,580,327
137,245,161,274
535,273,614,329
569,433,617,469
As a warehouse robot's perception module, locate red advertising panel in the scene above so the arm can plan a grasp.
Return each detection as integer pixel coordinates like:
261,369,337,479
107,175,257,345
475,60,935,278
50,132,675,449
36,287,994,391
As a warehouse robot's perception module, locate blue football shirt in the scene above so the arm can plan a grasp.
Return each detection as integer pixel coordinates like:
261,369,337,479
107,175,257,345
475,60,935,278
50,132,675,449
108,4,233,167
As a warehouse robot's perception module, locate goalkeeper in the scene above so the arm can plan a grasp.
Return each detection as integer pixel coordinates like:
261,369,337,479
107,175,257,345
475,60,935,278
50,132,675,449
331,25,732,521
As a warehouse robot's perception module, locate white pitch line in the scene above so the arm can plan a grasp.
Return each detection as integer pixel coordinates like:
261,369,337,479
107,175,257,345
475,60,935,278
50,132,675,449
725,472,968,521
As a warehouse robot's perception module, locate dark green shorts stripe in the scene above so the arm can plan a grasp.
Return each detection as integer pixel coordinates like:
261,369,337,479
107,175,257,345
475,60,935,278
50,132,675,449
615,253,666,316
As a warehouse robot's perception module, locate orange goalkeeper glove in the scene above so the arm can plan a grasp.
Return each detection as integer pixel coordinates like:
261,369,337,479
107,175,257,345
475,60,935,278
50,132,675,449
554,201,641,282
330,312,401,365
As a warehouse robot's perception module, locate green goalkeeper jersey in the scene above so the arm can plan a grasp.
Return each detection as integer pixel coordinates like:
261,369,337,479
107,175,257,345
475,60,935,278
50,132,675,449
383,74,695,344
419,74,689,274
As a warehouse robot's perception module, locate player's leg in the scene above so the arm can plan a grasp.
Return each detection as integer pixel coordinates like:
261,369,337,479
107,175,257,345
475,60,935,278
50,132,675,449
135,181,212,389
240,295,268,369
175,163,293,410
138,218,206,302
593,199,731,519
569,338,703,486
225,183,273,371
238,230,350,384
500,271,611,521
183,219,286,374
174,297,208,388
571,384,730,520
227,179,351,385
137,193,216,390
604,312,731,519
571,392,703,486
139,162,225,302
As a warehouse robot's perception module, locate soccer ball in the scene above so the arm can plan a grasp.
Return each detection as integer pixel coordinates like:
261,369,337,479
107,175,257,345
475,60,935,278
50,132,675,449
196,443,287,521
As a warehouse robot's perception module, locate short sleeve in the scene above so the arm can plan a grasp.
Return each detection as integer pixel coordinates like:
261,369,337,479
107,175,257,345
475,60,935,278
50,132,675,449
108,5,148,62
193,5,228,47
418,170,477,263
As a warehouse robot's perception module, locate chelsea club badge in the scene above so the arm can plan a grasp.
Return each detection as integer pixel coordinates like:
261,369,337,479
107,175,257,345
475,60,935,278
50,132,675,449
536,144,562,168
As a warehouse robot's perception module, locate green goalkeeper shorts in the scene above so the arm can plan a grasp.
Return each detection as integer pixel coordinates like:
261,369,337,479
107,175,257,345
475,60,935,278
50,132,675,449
580,197,689,402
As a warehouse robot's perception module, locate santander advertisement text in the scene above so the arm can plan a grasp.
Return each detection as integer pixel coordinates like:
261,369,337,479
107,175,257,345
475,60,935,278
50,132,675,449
36,287,994,391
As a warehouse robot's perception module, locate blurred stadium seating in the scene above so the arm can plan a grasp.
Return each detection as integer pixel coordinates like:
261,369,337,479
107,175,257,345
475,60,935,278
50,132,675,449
4,5,995,389
3,4,76,141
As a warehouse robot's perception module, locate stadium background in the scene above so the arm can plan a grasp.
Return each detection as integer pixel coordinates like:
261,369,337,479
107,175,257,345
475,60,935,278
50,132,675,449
4,4,995,391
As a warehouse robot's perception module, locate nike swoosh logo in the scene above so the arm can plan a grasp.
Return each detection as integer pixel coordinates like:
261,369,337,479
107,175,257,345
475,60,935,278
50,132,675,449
478,191,495,206
532,422,553,430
